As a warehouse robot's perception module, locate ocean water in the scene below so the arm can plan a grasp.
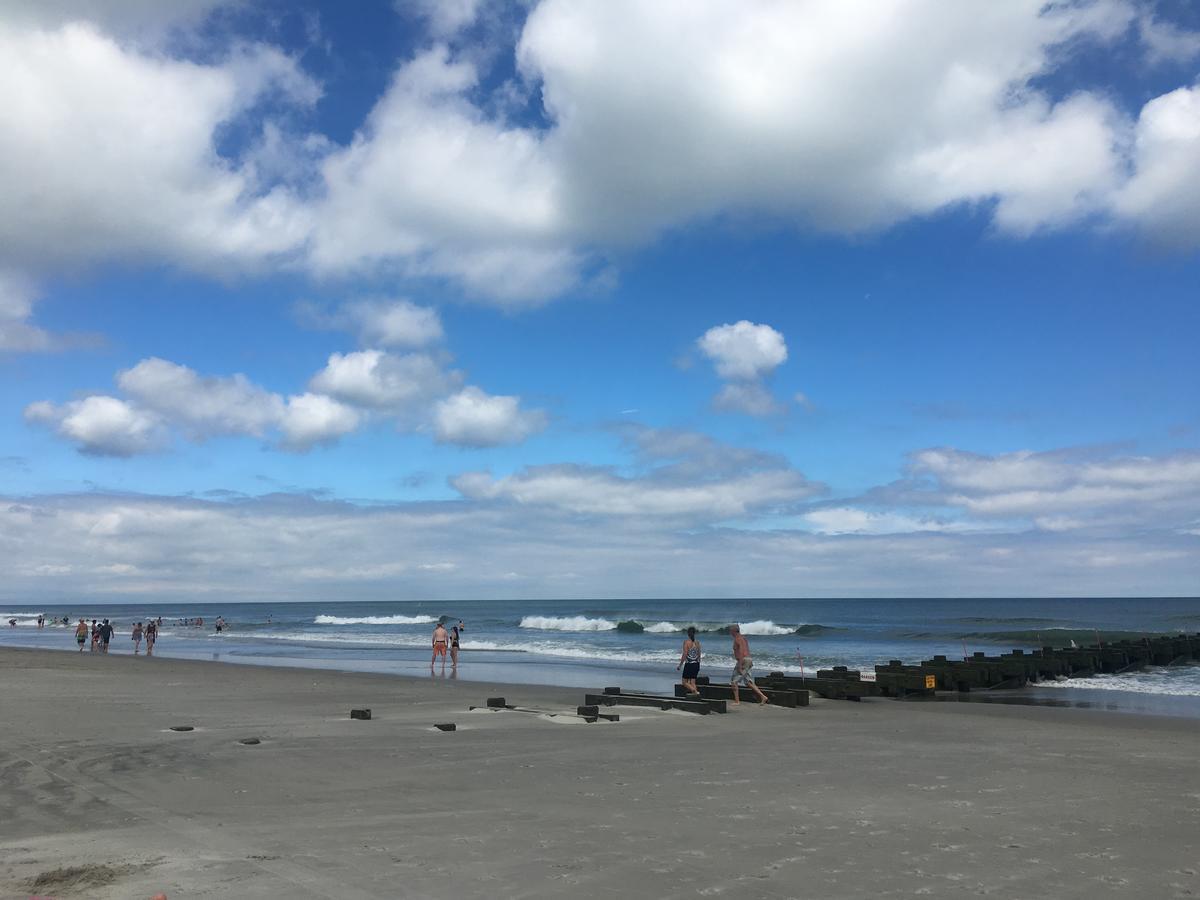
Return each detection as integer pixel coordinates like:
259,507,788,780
3,597,1199,714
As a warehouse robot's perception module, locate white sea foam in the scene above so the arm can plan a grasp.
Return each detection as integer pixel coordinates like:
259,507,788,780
644,621,680,633
519,615,617,631
737,620,793,636
1039,666,1200,697
314,614,437,626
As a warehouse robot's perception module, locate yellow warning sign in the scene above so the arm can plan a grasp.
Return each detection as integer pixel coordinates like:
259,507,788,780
925,675,937,689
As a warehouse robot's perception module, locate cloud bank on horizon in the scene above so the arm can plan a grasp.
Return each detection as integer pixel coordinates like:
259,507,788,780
1,0,1197,598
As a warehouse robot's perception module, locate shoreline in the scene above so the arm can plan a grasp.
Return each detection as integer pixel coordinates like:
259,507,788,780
4,647,1200,898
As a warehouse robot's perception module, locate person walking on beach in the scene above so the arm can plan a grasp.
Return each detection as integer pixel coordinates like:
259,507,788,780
431,622,449,669
75,618,88,652
145,620,157,656
132,622,144,653
98,619,114,654
89,619,99,651
677,626,703,695
729,624,768,706
449,621,464,668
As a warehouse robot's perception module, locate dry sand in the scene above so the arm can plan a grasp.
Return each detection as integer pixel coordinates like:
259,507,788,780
1,647,1198,899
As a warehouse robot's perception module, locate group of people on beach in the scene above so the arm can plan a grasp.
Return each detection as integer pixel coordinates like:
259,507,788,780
73,618,160,655
677,623,770,705
431,620,465,670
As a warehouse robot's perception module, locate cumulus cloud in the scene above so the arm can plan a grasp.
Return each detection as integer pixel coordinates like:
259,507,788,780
118,357,285,438
697,321,787,379
1111,84,1200,250
28,358,361,453
696,321,791,415
24,396,165,457
1,2,1198,305
434,386,547,446
309,46,582,305
278,393,361,449
0,18,316,278
309,350,460,412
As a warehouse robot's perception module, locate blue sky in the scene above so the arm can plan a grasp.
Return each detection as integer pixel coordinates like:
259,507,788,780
1,1,1197,600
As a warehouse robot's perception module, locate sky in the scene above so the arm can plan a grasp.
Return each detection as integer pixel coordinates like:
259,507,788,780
1,0,1198,602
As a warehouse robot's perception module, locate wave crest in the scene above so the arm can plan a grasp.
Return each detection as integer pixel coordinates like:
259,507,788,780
519,615,616,631
314,614,437,626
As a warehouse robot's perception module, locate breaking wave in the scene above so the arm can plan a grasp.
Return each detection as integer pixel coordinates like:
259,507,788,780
314,614,437,626
519,615,617,632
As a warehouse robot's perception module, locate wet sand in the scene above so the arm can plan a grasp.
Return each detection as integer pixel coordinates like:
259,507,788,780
2,647,1198,899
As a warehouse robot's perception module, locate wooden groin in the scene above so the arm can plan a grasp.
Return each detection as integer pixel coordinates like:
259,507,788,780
585,632,1198,715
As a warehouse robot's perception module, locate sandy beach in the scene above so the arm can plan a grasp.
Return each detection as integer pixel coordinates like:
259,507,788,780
2,647,1198,899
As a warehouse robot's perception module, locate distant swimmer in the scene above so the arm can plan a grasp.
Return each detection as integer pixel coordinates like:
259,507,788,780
6,618,14,628
37,614,44,629
431,622,449,670
215,616,225,633
75,619,88,651
728,624,769,706
677,626,703,695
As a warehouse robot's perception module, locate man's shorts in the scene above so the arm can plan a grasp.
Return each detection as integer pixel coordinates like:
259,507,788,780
433,643,447,657
731,657,754,686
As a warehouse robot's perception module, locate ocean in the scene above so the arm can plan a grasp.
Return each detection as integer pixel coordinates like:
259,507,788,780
4,597,1199,716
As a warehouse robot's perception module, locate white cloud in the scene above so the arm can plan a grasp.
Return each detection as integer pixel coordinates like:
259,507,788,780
405,0,485,38
455,464,815,519
309,350,459,412
905,447,1200,532
0,19,316,277
24,396,165,457
310,46,581,305
1111,84,1200,250
696,320,790,416
350,299,444,348
30,357,363,453
712,382,784,417
279,393,361,450
0,270,53,352
1137,13,1200,65
518,0,1135,245
434,386,547,446
697,321,788,380
118,357,285,438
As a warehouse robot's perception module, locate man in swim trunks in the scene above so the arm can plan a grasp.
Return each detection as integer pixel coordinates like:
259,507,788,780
98,618,114,654
729,624,769,705
75,618,88,651
431,622,449,669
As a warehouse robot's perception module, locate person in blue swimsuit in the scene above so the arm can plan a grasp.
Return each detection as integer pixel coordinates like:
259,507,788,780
677,626,702,695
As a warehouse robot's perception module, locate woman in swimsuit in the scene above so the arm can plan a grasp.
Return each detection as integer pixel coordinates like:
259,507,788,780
449,622,463,667
677,626,702,695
